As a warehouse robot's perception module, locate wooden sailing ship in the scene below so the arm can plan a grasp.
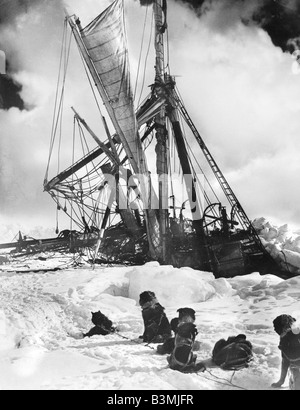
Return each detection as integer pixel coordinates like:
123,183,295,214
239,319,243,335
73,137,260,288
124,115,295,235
42,0,283,277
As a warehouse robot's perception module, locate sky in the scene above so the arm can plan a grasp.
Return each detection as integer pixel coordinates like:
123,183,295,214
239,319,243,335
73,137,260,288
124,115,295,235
0,0,300,238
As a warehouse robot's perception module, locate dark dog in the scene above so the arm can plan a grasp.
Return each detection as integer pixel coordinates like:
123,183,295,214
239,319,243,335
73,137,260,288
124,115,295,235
139,291,171,343
177,307,196,323
83,311,116,338
272,314,300,390
167,322,203,373
211,334,253,371
157,307,196,355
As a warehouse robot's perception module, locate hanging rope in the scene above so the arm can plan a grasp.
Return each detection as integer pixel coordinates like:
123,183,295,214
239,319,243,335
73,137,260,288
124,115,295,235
45,19,67,183
165,12,171,75
77,121,97,227
175,86,221,211
178,114,217,211
45,20,72,183
137,9,154,108
134,5,149,100
77,46,109,134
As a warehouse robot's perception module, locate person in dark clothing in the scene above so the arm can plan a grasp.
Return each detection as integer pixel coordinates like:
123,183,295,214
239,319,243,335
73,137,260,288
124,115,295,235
272,314,300,390
139,291,171,343
83,311,116,338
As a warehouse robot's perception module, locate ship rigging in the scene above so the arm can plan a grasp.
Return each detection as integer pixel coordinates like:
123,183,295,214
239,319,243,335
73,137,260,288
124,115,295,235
43,0,282,277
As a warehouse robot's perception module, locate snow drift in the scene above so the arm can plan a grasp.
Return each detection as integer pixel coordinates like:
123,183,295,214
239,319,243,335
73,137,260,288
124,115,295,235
252,217,300,275
1,216,300,390
0,254,300,390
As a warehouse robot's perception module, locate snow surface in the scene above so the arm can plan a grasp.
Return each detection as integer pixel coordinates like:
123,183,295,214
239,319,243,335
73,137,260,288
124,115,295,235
0,250,300,391
252,218,300,275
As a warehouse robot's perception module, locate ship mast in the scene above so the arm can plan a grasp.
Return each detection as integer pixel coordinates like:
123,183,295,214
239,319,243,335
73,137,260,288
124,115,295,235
153,0,168,262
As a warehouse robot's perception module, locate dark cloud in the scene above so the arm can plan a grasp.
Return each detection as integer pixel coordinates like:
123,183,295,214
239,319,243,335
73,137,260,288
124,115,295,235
0,0,41,24
253,0,300,52
2,0,300,54
174,0,300,52
0,0,53,110
139,0,155,4
0,75,24,110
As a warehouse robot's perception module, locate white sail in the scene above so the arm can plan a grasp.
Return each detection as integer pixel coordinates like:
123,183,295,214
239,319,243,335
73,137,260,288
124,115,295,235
80,0,161,255
80,0,142,173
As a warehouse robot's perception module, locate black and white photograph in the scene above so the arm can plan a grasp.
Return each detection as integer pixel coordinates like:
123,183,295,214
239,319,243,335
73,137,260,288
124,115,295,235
0,0,300,392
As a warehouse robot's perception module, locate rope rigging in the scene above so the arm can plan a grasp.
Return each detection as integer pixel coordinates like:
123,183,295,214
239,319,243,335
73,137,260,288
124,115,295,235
51,110,116,233
136,9,155,108
41,0,280,273
134,5,149,101
45,19,72,184
46,8,125,236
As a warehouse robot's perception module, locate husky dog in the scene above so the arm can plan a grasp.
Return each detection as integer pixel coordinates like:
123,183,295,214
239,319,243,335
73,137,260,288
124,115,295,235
167,322,204,373
139,291,171,343
157,307,197,355
177,307,196,323
272,314,300,390
211,334,253,371
83,311,116,338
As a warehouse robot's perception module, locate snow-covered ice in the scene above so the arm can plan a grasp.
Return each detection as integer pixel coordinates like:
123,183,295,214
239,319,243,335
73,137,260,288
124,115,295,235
0,218,300,390
0,254,299,390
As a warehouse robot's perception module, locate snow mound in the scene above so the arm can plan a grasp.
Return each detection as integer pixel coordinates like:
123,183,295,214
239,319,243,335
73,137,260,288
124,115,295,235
253,217,300,273
127,262,229,307
0,258,299,390
0,310,20,351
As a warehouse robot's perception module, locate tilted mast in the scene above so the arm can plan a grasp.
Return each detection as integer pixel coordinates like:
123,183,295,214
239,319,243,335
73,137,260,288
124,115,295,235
152,0,205,252
150,0,272,269
43,0,283,274
153,0,169,261
67,0,161,256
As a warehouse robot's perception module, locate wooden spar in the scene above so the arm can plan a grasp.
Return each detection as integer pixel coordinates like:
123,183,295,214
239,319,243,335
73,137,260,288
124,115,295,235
153,0,168,262
71,107,119,165
45,145,114,191
167,94,203,233
0,236,83,250
45,126,155,192
67,15,139,174
65,15,142,238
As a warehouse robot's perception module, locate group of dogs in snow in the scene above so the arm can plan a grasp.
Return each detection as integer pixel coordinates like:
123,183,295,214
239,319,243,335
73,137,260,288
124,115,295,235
81,290,300,390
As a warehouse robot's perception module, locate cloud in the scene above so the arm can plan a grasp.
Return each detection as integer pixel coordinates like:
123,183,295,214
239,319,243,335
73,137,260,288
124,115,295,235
0,0,300,236
167,1,300,225
139,0,155,5
176,0,300,52
0,0,65,226
0,75,24,109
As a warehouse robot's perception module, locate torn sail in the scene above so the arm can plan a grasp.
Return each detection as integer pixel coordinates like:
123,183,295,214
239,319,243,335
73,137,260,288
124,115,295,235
80,0,142,174
80,0,161,255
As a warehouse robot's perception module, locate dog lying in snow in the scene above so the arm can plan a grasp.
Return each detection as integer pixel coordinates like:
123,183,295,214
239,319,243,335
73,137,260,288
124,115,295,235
139,291,171,343
210,334,253,370
157,307,199,355
272,314,300,390
83,311,116,338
